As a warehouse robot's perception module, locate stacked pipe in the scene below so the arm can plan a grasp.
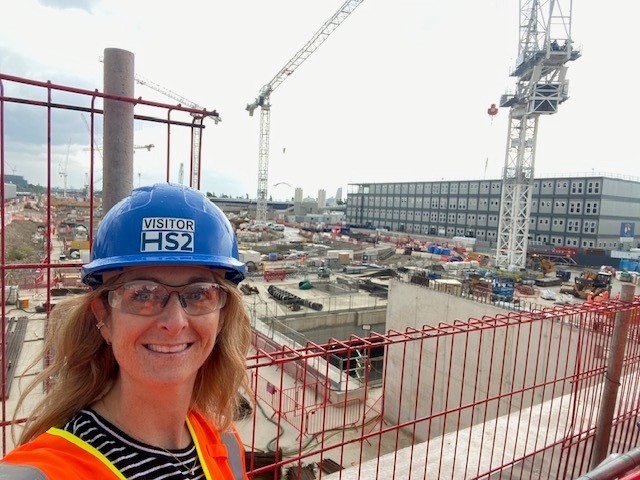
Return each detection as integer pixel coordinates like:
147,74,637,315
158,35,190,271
267,286,323,311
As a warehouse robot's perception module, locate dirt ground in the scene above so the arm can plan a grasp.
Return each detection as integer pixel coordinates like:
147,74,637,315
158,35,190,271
3,220,46,284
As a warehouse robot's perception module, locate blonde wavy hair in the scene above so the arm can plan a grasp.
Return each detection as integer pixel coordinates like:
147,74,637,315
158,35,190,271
15,273,251,445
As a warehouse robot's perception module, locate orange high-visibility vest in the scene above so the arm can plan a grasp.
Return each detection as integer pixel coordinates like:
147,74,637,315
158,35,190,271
0,410,247,480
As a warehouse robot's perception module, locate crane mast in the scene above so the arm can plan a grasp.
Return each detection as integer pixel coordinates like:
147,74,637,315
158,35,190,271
495,0,580,270
247,0,365,222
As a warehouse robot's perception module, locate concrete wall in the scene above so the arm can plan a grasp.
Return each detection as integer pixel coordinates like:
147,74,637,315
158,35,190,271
384,279,587,443
280,308,387,344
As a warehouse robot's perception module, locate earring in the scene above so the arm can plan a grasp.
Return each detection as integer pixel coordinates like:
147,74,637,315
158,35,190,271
96,321,105,330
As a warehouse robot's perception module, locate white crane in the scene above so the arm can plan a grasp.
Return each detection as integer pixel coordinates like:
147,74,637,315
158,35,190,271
81,113,153,190
98,57,219,189
59,142,70,197
4,161,17,175
246,0,365,222
133,74,219,190
495,0,580,270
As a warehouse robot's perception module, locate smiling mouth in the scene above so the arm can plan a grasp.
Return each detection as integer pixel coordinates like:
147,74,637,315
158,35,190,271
145,344,191,353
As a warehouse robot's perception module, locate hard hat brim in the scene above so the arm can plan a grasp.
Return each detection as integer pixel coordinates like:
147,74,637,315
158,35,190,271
82,254,246,288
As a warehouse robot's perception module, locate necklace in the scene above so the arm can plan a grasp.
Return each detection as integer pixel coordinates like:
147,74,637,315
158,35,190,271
99,397,200,475
160,444,199,476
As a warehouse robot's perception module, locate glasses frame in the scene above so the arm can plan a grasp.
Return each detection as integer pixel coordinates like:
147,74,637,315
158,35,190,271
103,280,228,317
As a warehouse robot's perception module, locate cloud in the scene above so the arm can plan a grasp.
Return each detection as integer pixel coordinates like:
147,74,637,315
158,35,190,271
37,0,97,13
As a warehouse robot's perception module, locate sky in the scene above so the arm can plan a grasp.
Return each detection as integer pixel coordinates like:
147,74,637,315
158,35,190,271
1,0,639,201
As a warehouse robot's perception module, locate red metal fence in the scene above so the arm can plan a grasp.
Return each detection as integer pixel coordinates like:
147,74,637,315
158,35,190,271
3,72,640,479
241,296,640,479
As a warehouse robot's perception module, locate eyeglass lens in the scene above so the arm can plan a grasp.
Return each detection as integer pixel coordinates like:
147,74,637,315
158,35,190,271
108,281,227,316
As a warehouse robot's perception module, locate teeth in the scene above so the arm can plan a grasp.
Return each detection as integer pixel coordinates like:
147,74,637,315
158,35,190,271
146,344,188,353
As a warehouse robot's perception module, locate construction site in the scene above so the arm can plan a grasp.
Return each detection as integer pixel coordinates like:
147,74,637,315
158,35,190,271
3,1,640,479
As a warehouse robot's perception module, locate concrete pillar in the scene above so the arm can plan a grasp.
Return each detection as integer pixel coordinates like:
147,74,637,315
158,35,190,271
102,48,134,213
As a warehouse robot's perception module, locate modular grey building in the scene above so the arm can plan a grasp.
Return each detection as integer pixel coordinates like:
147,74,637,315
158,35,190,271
346,175,640,250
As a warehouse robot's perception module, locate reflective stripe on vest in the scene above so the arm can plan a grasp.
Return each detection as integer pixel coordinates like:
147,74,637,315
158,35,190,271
221,432,244,480
0,463,47,479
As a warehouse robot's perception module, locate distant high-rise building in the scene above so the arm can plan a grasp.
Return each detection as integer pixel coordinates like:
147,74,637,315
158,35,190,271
317,189,326,210
336,187,343,203
294,187,303,215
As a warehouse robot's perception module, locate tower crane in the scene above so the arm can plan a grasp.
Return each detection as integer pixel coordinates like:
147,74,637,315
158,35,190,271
81,114,154,155
4,161,17,175
98,57,220,189
59,142,70,198
133,74,219,190
246,0,365,222
81,113,152,191
495,0,580,270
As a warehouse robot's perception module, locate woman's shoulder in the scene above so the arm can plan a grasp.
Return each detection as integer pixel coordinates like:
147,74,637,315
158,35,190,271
1,425,121,479
1,431,83,479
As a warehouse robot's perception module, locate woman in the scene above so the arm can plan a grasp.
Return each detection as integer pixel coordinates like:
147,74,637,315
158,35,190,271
1,183,251,479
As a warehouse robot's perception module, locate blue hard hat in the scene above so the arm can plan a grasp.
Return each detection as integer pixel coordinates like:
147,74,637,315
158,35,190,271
81,183,245,287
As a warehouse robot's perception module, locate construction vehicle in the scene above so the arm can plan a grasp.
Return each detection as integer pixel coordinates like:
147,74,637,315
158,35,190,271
317,267,331,278
560,270,613,300
492,277,516,303
527,254,555,274
246,0,365,222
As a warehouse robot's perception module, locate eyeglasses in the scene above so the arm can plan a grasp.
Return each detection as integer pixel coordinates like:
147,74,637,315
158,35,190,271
106,280,228,316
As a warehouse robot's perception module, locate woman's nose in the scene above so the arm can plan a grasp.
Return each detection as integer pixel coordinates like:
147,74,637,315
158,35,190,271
157,292,189,334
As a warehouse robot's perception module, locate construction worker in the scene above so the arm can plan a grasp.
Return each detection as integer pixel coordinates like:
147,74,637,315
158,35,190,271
1,183,250,479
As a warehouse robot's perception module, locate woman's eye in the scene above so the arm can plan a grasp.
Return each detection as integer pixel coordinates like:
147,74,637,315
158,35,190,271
131,288,155,302
184,289,206,301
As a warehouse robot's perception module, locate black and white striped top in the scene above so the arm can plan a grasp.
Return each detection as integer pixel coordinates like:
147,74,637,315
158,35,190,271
63,409,204,480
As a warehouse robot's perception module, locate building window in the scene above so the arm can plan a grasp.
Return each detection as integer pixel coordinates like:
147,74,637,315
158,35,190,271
584,221,596,233
569,201,582,214
571,181,584,194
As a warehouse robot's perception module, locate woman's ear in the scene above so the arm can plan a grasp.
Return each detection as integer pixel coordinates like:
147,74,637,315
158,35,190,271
91,296,111,342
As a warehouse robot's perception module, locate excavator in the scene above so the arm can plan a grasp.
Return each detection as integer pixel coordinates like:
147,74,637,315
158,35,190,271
527,254,555,274
559,269,613,300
